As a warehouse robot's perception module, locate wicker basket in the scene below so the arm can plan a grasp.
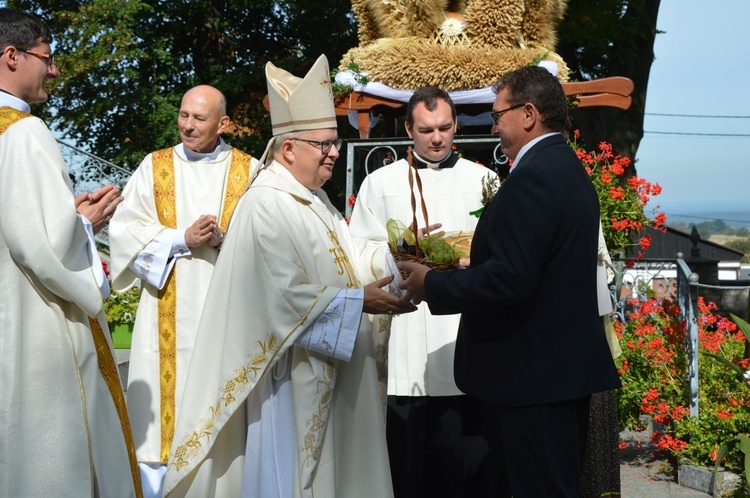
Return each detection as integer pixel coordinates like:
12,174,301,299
389,147,459,278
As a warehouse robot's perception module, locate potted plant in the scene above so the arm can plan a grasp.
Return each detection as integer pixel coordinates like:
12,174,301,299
104,285,141,349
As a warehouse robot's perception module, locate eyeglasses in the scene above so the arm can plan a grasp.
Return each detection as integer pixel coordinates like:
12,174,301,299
292,137,343,155
490,103,524,124
19,48,55,67
0,47,56,67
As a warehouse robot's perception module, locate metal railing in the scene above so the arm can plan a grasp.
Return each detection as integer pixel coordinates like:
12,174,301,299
58,139,132,251
675,258,701,418
344,135,507,217
610,255,700,417
613,254,750,420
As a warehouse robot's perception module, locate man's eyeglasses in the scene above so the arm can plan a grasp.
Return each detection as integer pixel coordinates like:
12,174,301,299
292,137,343,155
0,48,56,67
490,103,524,124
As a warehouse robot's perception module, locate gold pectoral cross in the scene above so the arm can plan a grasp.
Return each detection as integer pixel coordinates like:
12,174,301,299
308,204,360,288
326,228,357,288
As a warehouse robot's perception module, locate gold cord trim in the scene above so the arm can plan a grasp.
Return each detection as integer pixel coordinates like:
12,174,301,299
89,318,144,498
70,344,96,497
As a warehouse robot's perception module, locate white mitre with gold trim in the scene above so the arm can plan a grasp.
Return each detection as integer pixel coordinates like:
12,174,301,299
258,54,337,166
267,54,336,135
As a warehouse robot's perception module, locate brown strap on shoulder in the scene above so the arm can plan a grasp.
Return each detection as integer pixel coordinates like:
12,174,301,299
406,146,430,258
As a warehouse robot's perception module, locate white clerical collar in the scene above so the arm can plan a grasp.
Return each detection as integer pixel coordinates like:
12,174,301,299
0,90,31,113
412,150,454,170
508,132,561,174
177,137,225,162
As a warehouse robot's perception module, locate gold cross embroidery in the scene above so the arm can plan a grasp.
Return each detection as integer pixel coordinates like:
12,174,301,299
321,71,333,99
326,229,357,288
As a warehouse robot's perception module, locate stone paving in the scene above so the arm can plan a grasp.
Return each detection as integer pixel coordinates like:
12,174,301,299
620,427,713,498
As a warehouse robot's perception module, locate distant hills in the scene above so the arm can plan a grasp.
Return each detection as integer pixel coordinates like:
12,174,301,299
650,199,750,229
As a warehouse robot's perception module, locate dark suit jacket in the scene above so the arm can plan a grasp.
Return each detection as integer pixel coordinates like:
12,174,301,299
425,134,621,407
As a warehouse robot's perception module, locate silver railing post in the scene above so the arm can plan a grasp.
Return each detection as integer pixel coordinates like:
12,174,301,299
676,255,700,418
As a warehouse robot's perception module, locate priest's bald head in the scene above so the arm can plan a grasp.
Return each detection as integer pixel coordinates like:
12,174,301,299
262,55,341,190
178,85,230,154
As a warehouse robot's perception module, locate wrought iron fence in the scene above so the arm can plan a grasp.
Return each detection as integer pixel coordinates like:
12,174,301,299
343,136,507,217
58,139,132,252
609,258,678,325
675,258,700,418
613,255,750,420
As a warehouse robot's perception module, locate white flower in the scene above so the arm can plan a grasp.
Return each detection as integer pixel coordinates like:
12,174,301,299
743,370,750,387
440,18,465,38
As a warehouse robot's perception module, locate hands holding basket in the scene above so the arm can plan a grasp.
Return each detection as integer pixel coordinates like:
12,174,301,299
396,261,431,305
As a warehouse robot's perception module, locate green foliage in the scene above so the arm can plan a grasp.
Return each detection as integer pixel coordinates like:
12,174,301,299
617,297,750,480
616,299,690,431
8,0,357,170
331,56,370,98
558,0,660,81
557,0,662,167
104,285,141,324
8,0,662,208
571,136,665,258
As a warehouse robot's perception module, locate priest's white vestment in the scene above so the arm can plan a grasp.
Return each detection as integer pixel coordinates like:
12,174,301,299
163,161,393,497
109,142,255,467
0,105,139,497
349,157,495,396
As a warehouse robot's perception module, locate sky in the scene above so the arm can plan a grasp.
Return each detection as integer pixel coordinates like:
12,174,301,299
636,0,750,223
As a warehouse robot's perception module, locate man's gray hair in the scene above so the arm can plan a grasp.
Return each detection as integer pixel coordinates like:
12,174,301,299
273,131,303,153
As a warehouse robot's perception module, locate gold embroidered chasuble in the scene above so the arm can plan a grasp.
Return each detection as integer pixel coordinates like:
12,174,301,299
0,106,139,497
163,161,393,497
108,142,255,466
151,146,253,462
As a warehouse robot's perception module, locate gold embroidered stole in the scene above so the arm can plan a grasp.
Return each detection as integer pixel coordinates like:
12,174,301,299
0,106,31,135
219,148,253,232
152,146,252,462
89,319,144,498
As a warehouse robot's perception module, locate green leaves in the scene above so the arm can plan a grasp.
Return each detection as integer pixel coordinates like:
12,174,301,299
104,285,141,324
730,313,750,343
10,0,357,172
714,434,750,488
702,350,745,377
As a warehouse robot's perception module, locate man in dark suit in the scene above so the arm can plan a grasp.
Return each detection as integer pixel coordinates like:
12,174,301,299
398,65,622,497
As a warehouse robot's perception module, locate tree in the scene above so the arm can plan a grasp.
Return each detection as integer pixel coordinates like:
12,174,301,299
726,238,750,263
557,0,661,165
8,0,357,169
693,219,730,238
9,0,663,203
